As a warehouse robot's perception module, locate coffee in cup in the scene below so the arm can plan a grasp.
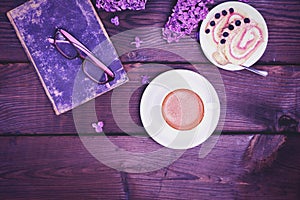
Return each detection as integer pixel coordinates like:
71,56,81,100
161,88,204,131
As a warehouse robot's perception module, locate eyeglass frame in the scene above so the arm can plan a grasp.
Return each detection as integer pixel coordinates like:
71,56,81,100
48,28,115,84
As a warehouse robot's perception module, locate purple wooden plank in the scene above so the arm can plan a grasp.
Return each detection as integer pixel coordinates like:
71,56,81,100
0,135,299,199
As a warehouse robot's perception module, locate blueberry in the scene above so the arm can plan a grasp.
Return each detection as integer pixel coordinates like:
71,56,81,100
229,8,234,13
228,24,234,30
223,32,229,37
215,13,221,19
235,20,241,26
222,10,227,16
210,21,216,26
244,18,250,23
220,39,226,44
205,29,210,34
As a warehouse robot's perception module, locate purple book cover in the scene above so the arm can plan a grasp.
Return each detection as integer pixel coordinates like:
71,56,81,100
7,0,129,115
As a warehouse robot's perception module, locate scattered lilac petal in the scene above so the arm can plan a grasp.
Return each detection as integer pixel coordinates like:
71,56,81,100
141,75,150,85
130,36,143,48
92,121,104,133
96,0,147,12
162,0,214,43
111,16,119,26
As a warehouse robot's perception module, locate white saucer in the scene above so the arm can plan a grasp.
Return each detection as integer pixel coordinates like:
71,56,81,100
199,1,268,71
140,69,220,149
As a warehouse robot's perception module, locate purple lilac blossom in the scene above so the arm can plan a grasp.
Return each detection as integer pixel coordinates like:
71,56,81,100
96,0,147,12
141,75,150,84
162,0,214,43
111,16,119,26
238,0,250,2
130,36,143,48
92,121,104,133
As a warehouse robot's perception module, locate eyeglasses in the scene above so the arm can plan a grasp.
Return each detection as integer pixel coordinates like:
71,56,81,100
48,28,115,84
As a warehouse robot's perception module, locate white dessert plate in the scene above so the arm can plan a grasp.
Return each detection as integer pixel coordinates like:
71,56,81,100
199,1,268,71
140,69,220,150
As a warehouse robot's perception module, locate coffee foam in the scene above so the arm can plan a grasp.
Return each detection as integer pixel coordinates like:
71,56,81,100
161,89,204,131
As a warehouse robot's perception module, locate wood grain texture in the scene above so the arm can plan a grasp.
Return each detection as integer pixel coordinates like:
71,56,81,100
1,0,300,64
243,134,286,172
0,135,126,199
0,135,299,199
1,63,299,135
127,135,300,200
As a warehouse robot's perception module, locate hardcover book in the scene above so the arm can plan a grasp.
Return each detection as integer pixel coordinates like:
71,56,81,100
7,0,128,115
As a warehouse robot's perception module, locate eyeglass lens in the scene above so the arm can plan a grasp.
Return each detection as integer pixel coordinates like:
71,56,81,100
83,58,111,84
54,31,78,59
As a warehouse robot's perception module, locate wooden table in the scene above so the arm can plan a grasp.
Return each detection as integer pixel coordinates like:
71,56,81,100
1,0,299,199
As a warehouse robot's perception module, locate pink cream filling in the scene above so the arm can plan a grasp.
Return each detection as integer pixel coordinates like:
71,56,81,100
211,13,243,44
229,26,263,60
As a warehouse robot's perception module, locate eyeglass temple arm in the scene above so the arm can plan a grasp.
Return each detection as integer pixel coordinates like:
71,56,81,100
56,29,115,79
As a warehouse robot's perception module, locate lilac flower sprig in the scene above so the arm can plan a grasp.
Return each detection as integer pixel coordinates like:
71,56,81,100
141,75,150,85
111,16,119,26
92,121,104,133
96,0,147,12
162,0,214,43
131,36,144,48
